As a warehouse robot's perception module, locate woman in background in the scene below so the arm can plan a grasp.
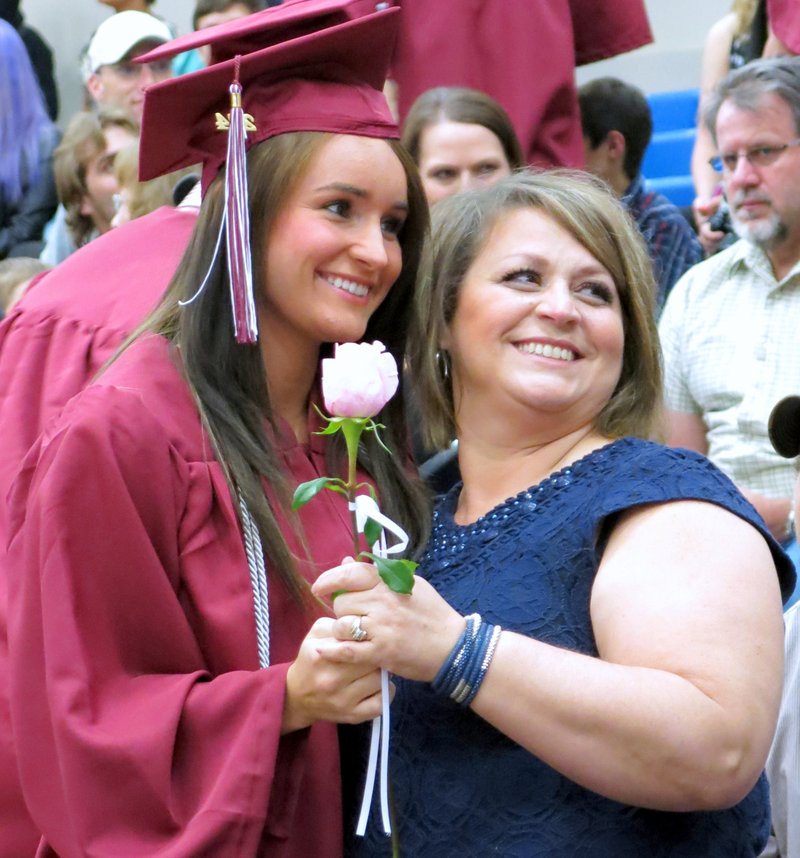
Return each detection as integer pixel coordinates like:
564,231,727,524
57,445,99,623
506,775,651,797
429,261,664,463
401,86,524,206
0,19,59,260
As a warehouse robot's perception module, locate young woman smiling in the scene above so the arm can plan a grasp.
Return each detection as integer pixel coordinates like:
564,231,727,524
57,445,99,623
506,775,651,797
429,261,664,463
5,5,430,857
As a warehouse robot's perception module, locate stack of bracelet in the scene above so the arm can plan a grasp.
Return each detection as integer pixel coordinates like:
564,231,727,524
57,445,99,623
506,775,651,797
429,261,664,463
431,612,502,706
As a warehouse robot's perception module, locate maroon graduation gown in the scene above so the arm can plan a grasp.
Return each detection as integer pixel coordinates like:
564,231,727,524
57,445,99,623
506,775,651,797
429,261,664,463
0,206,197,856
7,335,354,857
768,0,800,53
391,0,653,168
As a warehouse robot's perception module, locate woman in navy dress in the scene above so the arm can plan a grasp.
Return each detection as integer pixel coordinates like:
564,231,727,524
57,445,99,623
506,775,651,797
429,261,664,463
315,170,795,857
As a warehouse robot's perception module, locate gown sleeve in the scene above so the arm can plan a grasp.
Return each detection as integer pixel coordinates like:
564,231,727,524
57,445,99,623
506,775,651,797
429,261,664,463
6,385,341,858
568,0,653,67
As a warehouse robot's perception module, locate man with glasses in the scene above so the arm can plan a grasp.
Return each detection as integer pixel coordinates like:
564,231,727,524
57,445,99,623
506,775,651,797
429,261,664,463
82,10,173,122
660,57,800,608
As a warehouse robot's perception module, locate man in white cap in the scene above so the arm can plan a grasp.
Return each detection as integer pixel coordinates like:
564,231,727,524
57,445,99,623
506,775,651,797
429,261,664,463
83,10,173,121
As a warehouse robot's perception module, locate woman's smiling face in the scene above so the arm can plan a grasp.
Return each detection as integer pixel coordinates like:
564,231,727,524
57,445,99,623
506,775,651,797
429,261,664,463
261,134,408,355
444,206,625,432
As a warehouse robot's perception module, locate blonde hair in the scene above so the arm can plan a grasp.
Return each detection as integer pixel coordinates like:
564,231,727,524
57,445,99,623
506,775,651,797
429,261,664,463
113,142,196,220
731,0,760,37
410,169,663,450
0,257,49,312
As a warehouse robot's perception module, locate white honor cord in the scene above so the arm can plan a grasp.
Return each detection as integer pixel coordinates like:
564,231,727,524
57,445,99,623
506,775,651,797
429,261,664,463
238,493,270,669
349,494,410,837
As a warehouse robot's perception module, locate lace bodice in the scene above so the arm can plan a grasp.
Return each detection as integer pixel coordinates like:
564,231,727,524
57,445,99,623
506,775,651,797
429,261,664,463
347,438,793,857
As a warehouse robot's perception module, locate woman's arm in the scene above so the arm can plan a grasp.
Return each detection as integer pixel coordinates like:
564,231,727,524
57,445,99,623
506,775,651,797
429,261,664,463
314,499,784,811
691,14,736,253
473,500,783,810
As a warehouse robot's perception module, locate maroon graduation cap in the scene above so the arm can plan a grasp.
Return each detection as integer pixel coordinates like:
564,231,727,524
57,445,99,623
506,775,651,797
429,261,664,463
135,0,400,343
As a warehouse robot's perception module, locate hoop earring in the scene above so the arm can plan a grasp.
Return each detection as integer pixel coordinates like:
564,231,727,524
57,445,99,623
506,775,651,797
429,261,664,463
435,350,450,381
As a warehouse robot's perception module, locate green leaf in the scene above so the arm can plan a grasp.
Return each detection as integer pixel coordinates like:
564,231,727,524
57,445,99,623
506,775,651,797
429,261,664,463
316,419,345,436
366,419,393,455
363,553,417,594
291,477,341,510
363,516,383,548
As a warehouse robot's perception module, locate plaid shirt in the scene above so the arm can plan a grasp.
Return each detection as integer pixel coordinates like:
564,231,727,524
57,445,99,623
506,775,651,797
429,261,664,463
660,239,800,499
623,174,703,311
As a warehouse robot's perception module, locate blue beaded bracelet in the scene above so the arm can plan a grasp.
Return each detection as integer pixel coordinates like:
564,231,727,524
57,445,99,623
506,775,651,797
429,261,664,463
431,612,502,706
459,624,502,706
432,613,480,696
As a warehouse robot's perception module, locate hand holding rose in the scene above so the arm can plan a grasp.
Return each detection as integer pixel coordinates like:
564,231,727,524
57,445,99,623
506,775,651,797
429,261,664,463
311,559,465,684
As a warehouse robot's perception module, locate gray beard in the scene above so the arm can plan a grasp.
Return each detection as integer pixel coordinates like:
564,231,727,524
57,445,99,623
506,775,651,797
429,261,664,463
731,209,788,250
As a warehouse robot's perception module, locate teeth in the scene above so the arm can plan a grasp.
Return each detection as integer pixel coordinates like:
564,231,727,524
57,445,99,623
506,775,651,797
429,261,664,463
516,342,576,361
326,275,369,297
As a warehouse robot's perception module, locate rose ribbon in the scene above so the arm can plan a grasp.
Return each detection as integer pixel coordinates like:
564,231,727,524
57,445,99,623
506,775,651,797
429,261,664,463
349,493,410,837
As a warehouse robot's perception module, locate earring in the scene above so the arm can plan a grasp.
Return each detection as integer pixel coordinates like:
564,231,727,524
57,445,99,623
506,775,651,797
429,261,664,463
435,350,450,381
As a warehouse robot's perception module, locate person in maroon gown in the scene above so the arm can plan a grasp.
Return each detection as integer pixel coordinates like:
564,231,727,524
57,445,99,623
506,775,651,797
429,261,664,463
3,3,430,856
0,207,197,855
390,0,653,168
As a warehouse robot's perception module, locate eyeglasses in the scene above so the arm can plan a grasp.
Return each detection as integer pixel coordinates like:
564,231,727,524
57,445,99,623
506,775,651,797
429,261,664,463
709,139,800,173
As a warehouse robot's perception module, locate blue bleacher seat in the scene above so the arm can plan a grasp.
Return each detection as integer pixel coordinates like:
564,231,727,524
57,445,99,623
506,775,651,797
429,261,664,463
646,176,696,209
647,89,699,133
642,89,700,206
642,128,696,179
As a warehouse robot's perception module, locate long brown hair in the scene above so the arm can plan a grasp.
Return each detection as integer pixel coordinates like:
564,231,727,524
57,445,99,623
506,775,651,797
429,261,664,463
143,131,431,604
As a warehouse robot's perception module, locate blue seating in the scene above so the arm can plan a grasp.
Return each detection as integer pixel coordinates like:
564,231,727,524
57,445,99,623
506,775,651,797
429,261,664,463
643,88,700,206
647,175,696,208
647,89,699,133
642,128,696,178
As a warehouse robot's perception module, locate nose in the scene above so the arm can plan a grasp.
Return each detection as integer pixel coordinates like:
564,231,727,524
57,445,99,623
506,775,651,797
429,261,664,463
534,281,580,325
458,171,477,193
728,153,760,187
138,64,156,88
352,220,389,270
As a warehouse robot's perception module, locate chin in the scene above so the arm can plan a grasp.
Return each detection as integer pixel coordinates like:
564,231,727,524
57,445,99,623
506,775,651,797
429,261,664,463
318,318,371,347
732,213,785,247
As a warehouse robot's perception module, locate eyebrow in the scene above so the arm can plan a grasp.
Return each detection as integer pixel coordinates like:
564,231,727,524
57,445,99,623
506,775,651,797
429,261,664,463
314,182,408,212
500,251,612,278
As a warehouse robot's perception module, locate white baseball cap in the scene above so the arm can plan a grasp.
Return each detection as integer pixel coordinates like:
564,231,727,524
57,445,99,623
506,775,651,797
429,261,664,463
82,11,172,79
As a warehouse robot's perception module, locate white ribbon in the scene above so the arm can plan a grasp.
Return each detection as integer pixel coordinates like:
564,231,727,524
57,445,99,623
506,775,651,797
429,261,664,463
348,493,410,837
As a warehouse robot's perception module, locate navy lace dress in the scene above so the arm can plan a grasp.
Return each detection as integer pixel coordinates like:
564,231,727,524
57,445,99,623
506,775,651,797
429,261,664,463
348,438,795,858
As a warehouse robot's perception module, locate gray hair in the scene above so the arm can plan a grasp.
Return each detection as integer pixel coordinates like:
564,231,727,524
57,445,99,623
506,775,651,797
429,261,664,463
704,56,800,143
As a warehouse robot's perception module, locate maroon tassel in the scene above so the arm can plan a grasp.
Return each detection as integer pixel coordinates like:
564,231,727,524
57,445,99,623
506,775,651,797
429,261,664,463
225,59,257,344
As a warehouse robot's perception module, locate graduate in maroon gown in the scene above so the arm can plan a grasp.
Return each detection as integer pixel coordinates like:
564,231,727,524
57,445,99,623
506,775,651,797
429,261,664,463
0,206,198,856
391,0,653,168
767,0,800,54
4,3,430,855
